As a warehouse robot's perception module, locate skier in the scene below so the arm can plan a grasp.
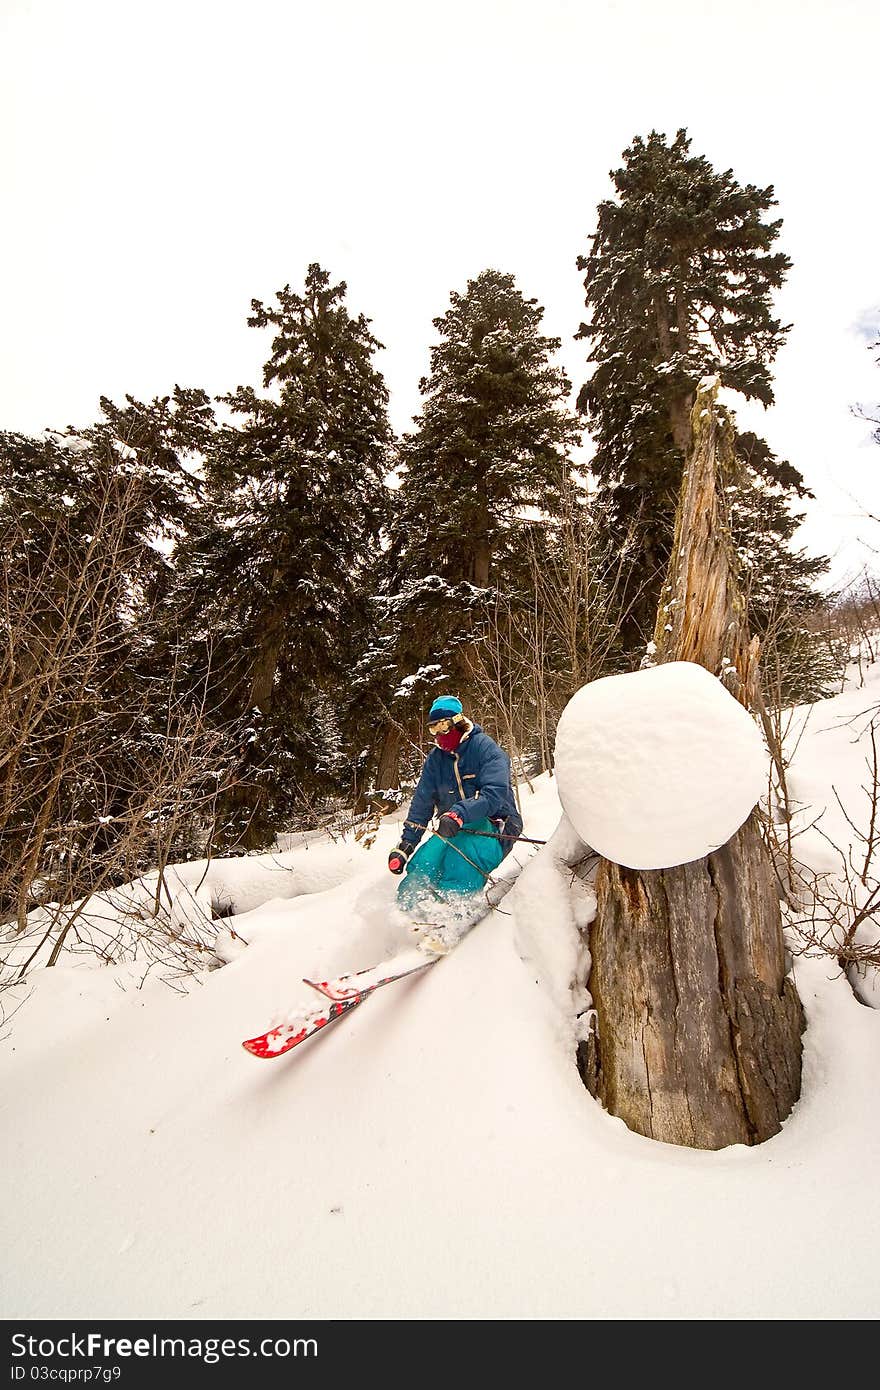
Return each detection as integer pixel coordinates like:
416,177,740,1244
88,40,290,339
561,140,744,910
244,703,525,1055
387,696,523,914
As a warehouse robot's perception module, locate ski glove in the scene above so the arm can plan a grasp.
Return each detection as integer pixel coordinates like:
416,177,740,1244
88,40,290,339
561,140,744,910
388,842,414,875
436,812,464,839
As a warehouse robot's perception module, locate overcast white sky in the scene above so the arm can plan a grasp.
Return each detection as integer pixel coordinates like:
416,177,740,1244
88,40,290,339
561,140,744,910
2,0,878,582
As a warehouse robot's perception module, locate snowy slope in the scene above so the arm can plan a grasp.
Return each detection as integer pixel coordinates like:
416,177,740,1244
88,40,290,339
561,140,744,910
2,687,879,1320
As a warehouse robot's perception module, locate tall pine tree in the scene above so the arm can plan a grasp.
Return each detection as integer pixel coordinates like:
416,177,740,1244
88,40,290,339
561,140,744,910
577,129,830,685
172,264,392,845
356,269,582,791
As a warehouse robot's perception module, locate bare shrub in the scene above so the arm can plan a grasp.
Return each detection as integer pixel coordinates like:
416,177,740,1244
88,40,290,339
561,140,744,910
822,568,880,687
463,492,655,774
763,703,880,1000
0,469,242,984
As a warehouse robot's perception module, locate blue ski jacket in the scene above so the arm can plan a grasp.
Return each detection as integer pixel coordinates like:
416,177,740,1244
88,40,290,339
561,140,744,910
401,723,523,851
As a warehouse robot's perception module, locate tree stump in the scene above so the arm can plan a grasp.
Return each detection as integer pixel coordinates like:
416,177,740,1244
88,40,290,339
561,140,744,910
579,379,804,1148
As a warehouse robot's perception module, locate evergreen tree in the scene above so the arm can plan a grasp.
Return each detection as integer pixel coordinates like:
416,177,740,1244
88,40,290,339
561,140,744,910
577,129,796,636
726,435,837,702
356,269,581,791
171,264,392,845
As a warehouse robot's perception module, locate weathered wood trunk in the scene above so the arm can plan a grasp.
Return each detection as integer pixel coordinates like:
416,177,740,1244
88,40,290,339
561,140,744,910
582,822,804,1147
580,379,804,1149
652,384,758,698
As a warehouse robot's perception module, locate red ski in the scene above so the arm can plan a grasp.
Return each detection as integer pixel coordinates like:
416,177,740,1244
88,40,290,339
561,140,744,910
242,950,438,1060
242,993,364,1059
241,896,501,1061
302,948,438,1002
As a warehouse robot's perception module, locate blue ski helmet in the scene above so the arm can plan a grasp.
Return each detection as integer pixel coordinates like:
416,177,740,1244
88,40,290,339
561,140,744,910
427,696,463,722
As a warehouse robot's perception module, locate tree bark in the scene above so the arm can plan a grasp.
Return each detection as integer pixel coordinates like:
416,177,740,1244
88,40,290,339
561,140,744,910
580,378,804,1149
249,608,286,714
654,291,694,457
470,534,491,589
652,385,758,696
374,723,404,793
580,821,803,1147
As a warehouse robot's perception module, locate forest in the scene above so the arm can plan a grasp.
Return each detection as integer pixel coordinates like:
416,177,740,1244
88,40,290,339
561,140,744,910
2,127,875,940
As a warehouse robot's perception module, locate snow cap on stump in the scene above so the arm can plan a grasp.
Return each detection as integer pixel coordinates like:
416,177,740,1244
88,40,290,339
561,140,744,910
554,660,769,871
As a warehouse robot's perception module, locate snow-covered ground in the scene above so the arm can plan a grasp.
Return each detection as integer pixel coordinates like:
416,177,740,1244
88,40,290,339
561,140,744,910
2,668,879,1321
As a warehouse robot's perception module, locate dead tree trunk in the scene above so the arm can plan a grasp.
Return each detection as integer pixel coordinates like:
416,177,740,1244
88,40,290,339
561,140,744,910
579,378,804,1149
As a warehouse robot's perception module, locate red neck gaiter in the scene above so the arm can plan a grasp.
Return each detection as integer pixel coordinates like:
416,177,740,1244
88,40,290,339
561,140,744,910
436,728,463,753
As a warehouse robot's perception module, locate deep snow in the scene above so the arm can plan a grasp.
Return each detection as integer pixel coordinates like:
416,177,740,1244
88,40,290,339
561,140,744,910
1,670,879,1321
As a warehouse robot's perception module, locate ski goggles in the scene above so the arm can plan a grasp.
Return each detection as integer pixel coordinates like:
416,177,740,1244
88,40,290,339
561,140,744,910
428,715,455,733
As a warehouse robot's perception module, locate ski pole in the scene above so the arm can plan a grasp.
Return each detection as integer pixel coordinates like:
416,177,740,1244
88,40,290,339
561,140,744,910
418,828,544,906
456,828,548,846
404,818,548,847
